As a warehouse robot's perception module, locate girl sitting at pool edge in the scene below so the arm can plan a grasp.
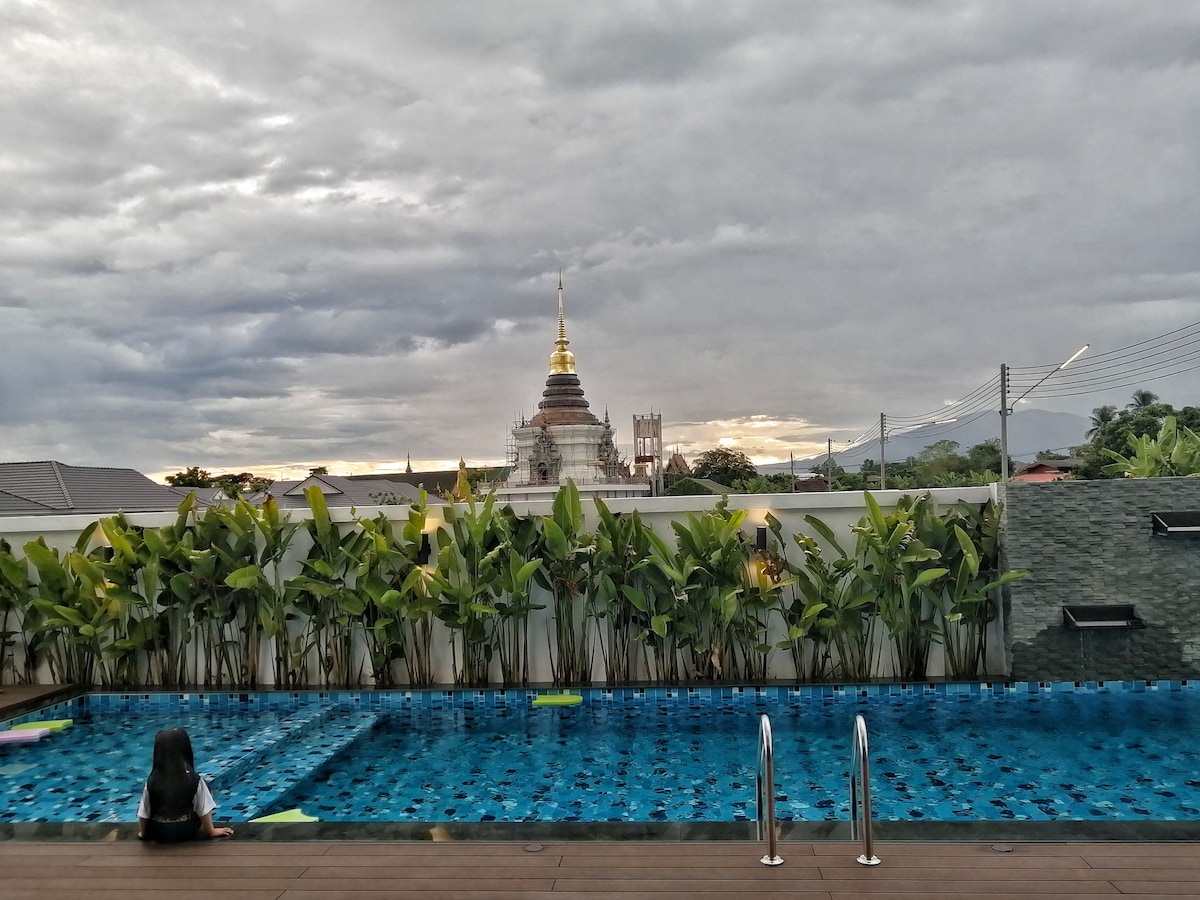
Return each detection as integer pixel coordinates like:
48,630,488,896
137,727,234,843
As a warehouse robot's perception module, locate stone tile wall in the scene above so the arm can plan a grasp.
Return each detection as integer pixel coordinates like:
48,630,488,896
1003,478,1200,681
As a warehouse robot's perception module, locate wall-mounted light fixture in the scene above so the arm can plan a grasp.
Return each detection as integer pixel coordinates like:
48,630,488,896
417,533,432,565
755,526,768,552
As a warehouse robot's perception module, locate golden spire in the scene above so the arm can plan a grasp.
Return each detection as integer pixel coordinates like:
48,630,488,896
548,272,576,375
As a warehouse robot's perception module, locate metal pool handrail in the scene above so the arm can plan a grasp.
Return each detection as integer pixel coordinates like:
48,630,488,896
756,713,783,866
850,714,881,866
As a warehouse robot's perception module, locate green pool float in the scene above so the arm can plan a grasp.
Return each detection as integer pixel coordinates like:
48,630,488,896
532,693,583,707
250,808,319,823
12,719,72,731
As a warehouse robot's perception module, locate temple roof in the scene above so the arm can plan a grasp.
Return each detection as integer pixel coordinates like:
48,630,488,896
529,278,600,427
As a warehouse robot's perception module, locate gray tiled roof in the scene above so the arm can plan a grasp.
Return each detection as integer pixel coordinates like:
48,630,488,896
0,461,190,516
0,489,56,515
266,474,438,509
347,468,509,495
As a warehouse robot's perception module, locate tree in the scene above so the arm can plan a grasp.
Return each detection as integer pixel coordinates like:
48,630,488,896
164,467,213,487
1128,390,1160,410
1087,405,1118,438
164,468,271,497
914,440,968,482
735,473,796,493
690,448,757,486
308,466,329,476
965,439,1005,474
1076,398,1196,479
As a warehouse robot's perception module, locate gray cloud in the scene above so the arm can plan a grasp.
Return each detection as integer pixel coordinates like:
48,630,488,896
1,0,1197,478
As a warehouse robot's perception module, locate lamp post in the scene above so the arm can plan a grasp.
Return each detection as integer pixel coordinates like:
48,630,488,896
999,344,1089,484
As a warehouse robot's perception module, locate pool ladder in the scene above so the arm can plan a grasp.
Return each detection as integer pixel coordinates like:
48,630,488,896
756,713,783,865
757,713,881,867
850,714,881,866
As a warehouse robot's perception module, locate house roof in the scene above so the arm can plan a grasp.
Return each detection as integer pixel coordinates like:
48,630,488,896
0,461,193,516
265,474,440,509
1013,457,1084,475
346,468,509,496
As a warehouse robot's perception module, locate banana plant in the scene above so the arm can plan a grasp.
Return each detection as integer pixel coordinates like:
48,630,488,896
144,493,210,686
182,502,268,686
285,486,373,687
589,499,665,685
491,504,543,687
791,515,873,681
95,513,165,685
851,493,947,680
221,496,301,687
22,527,131,686
669,499,756,682
0,538,35,683
932,500,1028,677
430,490,505,686
1103,416,1200,477
533,481,595,686
356,491,441,687
640,528,694,683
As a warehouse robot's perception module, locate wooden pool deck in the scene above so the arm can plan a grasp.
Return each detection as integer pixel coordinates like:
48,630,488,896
3,838,1200,898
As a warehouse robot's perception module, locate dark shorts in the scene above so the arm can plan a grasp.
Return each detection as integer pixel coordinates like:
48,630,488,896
145,817,201,843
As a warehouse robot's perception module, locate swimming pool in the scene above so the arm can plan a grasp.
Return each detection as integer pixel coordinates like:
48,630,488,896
2,682,1198,827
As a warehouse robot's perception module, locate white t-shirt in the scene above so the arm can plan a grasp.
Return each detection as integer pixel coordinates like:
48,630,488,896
137,776,217,821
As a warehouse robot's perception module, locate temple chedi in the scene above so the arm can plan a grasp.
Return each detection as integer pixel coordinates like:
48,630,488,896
499,279,648,501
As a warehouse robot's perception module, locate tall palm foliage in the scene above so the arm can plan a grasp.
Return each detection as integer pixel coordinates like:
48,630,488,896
356,492,440,687
1087,405,1118,438
430,490,506,686
1102,416,1200,477
928,501,1027,677
3,489,1026,688
589,500,665,684
491,505,543,687
0,539,32,682
850,494,948,680
1128,390,1160,410
667,499,769,682
792,516,878,681
286,487,374,687
534,481,595,686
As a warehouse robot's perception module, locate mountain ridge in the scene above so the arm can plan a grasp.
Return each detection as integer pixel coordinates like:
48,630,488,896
761,410,1090,474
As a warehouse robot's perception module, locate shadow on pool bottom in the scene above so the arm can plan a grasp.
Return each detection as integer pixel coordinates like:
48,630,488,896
5,818,1200,842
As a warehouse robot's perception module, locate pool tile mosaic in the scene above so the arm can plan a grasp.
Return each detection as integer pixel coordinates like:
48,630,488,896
2,680,1199,826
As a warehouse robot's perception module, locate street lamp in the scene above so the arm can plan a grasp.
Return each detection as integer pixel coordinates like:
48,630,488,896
999,344,1089,484
878,414,958,490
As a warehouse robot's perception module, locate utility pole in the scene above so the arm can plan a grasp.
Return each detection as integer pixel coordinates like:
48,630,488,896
789,452,795,492
999,363,1009,485
1000,344,1086,487
826,438,833,491
879,413,887,490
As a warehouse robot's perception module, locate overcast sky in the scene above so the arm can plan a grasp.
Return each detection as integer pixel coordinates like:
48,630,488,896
3,1,1198,481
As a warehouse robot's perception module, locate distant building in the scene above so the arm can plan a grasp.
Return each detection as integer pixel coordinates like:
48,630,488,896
263,473,443,509
345,464,509,499
0,460,197,516
498,279,649,503
1010,458,1083,483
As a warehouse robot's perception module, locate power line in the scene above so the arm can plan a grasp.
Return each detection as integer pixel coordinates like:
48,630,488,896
1009,319,1200,372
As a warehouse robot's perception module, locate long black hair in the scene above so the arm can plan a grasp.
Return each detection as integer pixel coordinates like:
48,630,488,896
145,727,200,821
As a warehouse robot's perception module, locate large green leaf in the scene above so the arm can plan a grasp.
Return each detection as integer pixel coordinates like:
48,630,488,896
225,565,265,590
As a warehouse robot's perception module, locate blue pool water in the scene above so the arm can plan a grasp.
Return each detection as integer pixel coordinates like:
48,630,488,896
2,684,1199,824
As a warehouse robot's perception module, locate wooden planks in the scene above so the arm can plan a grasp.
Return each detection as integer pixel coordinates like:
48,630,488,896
0,840,1199,898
